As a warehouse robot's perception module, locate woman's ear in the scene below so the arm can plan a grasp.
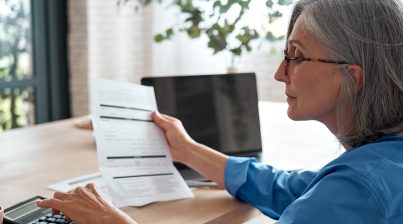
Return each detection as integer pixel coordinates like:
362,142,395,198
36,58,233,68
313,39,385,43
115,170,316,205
347,64,364,92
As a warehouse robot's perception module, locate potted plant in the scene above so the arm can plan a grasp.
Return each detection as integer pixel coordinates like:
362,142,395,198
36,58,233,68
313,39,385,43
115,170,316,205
118,0,293,72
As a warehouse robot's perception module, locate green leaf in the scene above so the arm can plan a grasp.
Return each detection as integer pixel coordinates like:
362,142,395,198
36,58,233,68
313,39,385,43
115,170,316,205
268,10,283,23
266,0,273,8
187,25,201,38
278,0,293,6
213,1,221,9
265,31,284,41
265,32,276,41
238,0,251,9
166,28,174,38
230,47,242,56
207,34,227,54
154,34,164,42
277,35,285,40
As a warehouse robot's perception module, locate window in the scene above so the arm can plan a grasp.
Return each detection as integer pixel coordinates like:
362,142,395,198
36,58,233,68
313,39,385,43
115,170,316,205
0,0,70,132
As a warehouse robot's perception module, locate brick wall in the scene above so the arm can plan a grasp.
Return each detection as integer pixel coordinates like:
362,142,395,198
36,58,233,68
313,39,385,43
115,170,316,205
68,0,89,117
68,0,153,116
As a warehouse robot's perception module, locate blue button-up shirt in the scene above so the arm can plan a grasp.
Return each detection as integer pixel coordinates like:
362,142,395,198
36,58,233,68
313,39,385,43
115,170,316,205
225,135,403,223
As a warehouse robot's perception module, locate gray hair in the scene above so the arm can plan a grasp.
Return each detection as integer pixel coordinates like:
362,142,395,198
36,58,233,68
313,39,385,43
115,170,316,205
287,0,403,148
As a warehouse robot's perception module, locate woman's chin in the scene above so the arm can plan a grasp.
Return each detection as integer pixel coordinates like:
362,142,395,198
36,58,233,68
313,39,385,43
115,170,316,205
287,107,298,120
287,111,300,121
286,100,297,119
287,106,306,121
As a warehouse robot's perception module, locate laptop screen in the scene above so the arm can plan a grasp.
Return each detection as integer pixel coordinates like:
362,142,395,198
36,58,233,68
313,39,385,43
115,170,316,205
141,73,262,156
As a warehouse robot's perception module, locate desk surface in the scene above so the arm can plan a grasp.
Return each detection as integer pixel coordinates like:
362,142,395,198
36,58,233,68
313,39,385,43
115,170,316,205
0,117,261,224
0,102,341,223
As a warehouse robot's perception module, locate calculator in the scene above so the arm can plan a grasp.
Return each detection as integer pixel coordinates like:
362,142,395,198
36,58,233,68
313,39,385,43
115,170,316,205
4,196,75,224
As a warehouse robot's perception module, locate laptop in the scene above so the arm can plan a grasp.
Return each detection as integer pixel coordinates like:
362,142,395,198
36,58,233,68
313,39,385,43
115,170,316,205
141,73,262,181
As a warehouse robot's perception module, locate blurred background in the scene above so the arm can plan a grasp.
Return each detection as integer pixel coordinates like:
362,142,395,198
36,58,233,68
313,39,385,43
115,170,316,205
0,0,293,132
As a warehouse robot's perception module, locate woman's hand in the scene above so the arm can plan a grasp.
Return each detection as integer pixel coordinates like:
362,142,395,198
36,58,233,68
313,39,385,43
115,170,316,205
37,183,136,224
152,111,197,164
152,111,228,187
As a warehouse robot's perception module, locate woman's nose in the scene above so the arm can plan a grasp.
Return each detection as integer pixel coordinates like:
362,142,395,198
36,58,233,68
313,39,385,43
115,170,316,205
274,60,288,83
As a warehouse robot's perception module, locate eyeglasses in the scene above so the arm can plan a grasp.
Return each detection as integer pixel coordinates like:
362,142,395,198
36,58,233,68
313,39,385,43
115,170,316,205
283,49,349,76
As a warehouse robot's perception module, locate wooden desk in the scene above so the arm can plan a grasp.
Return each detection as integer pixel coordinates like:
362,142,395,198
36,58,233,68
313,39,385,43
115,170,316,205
0,118,261,224
0,102,341,223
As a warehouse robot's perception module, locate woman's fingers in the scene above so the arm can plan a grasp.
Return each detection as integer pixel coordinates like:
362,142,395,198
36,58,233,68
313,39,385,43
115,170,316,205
152,111,176,130
86,183,98,194
161,114,176,121
152,111,167,128
54,191,71,201
37,198,64,211
86,183,107,200
73,186,90,197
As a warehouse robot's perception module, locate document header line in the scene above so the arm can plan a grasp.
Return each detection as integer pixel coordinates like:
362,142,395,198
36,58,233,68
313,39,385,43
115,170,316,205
100,104,152,112
107,155,167,159
100,116,153,122
113,173,174,179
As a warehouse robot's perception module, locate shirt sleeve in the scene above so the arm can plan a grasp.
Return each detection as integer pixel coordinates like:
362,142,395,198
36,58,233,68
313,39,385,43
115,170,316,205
277,169,386,224
224,156,318,219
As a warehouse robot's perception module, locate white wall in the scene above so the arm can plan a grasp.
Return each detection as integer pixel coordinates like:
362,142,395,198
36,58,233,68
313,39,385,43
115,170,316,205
151,3,227,76
87,0,153,82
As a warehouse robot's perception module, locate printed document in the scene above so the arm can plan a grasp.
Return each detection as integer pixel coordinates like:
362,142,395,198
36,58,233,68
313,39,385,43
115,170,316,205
47,172,132,208
91,78,193,206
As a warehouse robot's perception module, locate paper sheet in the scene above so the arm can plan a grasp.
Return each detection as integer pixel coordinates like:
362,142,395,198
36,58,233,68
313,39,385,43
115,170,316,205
91,78,193,207
47,173,129,208
48,173,104,193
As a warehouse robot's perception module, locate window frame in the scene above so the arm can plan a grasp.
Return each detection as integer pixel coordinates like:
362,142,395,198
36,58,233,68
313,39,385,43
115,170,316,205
0,0,70,125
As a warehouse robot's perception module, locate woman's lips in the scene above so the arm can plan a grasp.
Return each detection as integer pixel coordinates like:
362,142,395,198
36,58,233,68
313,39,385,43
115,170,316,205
286,93,296,99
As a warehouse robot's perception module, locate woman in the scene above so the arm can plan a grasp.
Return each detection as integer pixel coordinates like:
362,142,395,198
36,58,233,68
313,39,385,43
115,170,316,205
38,0,403,223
